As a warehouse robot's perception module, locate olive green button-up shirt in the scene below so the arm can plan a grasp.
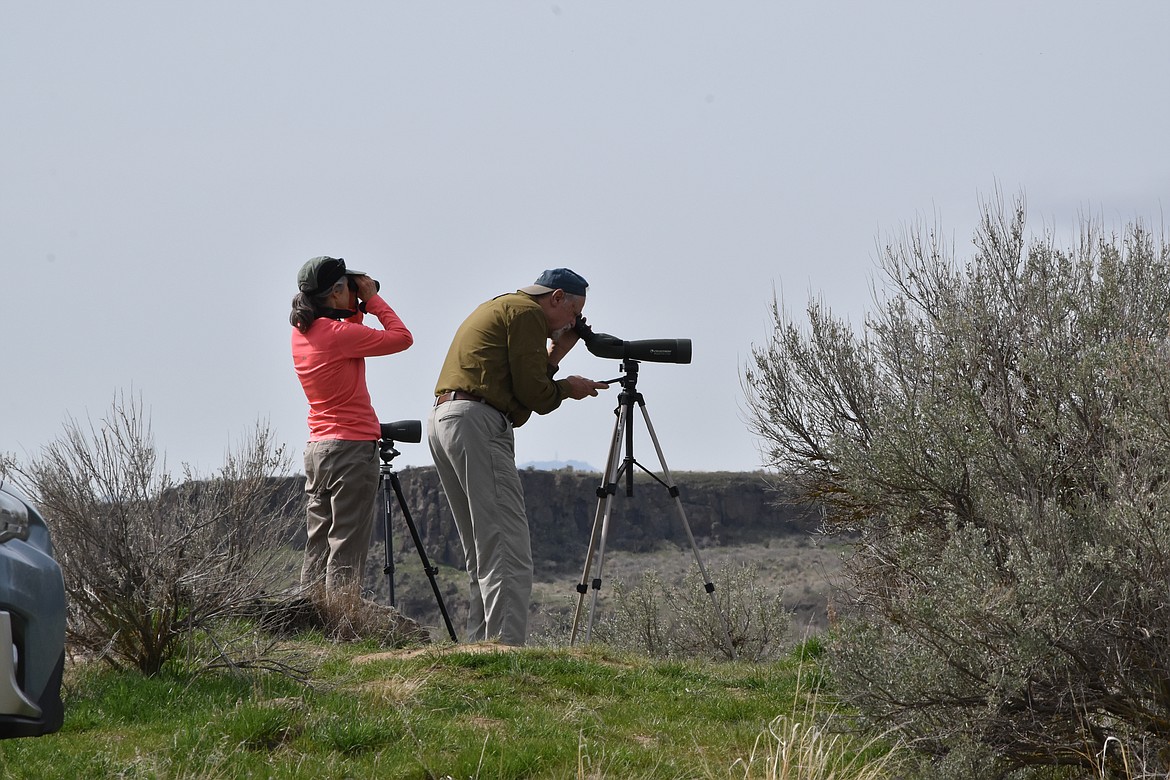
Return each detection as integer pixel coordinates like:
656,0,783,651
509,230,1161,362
434,292,571,427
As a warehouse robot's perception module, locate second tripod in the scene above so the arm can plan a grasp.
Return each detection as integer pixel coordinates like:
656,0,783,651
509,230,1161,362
377,421,457,642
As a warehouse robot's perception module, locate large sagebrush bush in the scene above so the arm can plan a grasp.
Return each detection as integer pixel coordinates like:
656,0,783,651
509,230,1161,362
744,193,1170,777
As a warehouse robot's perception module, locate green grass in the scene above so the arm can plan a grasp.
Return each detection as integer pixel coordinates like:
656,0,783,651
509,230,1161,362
0,639,902,780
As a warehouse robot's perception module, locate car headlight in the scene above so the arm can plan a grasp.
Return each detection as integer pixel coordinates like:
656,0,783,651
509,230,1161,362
0,491,30,543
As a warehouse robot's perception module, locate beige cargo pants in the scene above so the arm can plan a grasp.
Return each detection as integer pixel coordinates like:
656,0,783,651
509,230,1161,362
427,399,532,646
301,439,380,594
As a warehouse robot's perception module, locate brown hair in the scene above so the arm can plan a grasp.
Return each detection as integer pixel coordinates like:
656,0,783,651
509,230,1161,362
289,290,334,333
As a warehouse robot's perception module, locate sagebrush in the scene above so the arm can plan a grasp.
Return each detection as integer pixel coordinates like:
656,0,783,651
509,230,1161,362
745,192,1170,777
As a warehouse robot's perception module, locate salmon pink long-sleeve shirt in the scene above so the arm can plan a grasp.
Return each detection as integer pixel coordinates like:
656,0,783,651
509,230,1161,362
292,295,413,441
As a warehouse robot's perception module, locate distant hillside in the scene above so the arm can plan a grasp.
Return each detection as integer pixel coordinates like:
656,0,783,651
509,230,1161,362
518,460,598,472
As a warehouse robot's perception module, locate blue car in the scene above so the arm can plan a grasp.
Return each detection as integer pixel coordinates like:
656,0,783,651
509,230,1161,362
0,480,65,738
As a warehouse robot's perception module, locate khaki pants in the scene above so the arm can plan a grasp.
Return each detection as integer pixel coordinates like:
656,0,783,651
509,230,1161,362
427,400,532,646
302,439,380,593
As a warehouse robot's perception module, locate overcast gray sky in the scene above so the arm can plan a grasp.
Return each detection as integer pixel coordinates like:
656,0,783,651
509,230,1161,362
3,1,1168,476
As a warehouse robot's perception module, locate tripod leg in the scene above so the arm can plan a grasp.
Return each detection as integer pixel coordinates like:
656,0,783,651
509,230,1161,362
380,472,396,607
584,479,620,644
638,402,738,661
570,403,625,645
585,404,633,642
386,471,458,642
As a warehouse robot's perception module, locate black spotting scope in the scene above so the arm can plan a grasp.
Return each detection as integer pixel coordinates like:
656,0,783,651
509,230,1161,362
380,420,422,443
573,317,691,364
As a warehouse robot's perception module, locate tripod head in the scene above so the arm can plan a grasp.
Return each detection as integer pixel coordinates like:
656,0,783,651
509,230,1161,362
603,358,645,392
378,419,421,465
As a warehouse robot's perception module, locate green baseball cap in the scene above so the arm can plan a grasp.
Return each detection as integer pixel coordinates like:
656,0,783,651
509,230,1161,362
297,256,370,295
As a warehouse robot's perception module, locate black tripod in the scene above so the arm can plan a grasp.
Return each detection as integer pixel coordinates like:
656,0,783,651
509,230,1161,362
377,422,457,642
569,360,737,659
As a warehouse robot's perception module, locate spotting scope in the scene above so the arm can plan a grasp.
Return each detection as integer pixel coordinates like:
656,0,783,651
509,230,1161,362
379,420,422,443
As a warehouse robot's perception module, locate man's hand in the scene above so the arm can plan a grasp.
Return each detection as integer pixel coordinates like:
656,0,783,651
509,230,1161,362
548,327,582,367
565,375,609,400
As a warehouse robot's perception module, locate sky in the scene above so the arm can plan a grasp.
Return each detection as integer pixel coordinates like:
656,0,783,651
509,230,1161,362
3,1,1168,477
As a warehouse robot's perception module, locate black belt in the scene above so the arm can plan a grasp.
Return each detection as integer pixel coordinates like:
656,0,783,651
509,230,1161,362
435,390,489,407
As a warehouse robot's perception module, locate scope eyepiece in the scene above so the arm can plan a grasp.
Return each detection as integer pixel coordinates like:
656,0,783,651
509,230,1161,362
573,315,595,341
379,419,421,443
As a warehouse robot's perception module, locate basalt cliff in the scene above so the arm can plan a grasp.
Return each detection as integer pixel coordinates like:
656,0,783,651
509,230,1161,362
279,467,820,576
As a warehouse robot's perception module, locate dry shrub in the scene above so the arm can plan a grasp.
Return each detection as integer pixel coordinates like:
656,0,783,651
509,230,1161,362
595,560,790,661
310,587,429,645
11,393,301,675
